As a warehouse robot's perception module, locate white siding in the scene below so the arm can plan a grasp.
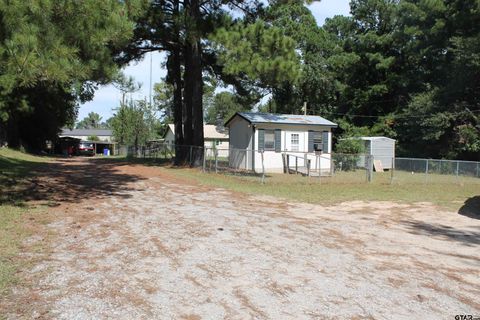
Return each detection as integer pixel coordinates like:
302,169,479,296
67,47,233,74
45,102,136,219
371,138,395,169
164,129,175,145
205,139,229,157
253,124,333,173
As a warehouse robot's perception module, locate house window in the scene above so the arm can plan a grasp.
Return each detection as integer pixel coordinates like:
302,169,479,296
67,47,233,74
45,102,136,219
291,133,299,151
264,130,275,150
313,132,323,151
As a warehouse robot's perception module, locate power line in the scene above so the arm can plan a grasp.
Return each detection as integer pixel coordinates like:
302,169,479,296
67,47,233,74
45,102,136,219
325,109,480,119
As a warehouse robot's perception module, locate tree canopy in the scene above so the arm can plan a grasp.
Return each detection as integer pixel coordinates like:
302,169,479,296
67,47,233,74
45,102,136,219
0,0,139,150
317,0,480,160
1,0,478,161
76,112,106,130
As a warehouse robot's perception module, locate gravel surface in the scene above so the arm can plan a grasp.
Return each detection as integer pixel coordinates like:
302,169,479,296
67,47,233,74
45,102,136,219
5,159,480,319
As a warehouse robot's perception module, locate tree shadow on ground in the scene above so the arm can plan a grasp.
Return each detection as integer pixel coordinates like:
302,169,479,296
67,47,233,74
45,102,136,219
401,220,480,246
458,196,480,220
1,157,147,206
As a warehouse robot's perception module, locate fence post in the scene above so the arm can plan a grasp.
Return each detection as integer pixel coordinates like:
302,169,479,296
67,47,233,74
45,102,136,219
261,150,265,184
295,157,298,174
307,159,311,177
317,155,321,180
390,157,394,184
330,154,334,177
245,150,248,171
477,162,479,178
366,155,369,182
367,155,373,183
456,161,459,177
189,146,193,166
202,147,206,172
425,159,429,184
287,155,290,174
304,153,308,176
214,148,218,174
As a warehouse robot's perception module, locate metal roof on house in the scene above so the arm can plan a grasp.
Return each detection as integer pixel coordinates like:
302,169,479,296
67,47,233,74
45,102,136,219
60,129,113,137
167,124,228,139
225,112,337,127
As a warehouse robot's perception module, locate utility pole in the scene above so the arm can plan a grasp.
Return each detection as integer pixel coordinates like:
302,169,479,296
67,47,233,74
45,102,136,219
302,101,307,115
149,52,153,107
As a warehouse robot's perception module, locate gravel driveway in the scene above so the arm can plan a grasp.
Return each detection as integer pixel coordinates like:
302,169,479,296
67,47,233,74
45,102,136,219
6,158,480,319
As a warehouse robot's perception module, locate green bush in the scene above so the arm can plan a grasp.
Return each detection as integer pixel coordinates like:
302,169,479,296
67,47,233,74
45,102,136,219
333,139,364,171
87,135,100,141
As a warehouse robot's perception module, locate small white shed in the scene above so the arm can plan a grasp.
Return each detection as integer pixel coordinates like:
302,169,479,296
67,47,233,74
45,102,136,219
357,136,396,169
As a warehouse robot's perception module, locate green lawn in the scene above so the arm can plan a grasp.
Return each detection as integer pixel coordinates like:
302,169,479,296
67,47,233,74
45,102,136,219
0,148,51,296
167,167,479,211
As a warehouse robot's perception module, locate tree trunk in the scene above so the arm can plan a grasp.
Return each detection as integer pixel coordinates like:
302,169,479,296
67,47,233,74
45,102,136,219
190,33,203,148
171,47,185,164
184,0,204,166
183,41,194,148
190,38,204,166
6,111,20,148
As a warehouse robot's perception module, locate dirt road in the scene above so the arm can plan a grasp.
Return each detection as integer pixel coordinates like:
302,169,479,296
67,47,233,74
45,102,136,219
4,158,480,319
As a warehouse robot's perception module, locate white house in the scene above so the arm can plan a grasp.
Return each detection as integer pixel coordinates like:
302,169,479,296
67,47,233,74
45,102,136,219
225,112,338,174
164,124,229,156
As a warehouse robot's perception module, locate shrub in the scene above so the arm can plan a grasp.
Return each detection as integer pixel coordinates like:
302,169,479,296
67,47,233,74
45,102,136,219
334,139,364,171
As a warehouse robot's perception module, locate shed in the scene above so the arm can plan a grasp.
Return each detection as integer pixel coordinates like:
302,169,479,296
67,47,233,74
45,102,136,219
357,136,396,169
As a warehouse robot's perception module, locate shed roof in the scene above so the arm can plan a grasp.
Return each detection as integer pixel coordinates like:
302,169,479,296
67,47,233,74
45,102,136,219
167,124,228,139
225,112,337,127
355,136,396,142
60,129,112,137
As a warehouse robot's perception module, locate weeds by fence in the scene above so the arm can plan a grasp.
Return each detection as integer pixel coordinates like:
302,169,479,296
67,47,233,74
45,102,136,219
125,143,480,185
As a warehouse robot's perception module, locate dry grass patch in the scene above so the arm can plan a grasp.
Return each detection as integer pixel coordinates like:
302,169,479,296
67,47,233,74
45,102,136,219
166,167,479,211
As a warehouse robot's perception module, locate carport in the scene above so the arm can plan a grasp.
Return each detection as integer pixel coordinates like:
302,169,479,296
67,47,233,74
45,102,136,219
94,142,116,155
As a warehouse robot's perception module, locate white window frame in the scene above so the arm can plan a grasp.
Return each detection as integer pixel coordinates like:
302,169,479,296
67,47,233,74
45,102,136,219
290,133,299,151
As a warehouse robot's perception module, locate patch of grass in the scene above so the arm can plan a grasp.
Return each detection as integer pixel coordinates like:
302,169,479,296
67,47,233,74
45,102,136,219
0,205,27,295
0,148,52,204
0,148,51,298
166,168,479,210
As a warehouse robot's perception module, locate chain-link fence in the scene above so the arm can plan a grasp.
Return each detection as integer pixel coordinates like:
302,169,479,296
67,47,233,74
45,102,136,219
281,152,374,183
123,143,480,185
392,157,480,185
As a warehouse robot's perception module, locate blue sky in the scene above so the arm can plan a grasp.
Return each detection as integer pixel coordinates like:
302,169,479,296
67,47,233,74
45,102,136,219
77,0,351,122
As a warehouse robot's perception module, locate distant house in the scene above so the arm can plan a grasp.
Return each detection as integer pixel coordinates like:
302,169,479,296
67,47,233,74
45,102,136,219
225,112,337,173
59,128,116,154
163,124,229,156
60,129,113,142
